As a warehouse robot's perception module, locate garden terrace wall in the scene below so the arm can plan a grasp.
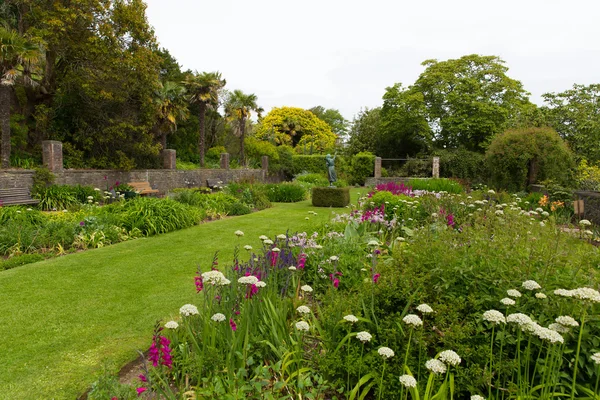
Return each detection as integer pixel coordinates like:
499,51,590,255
0,169,266,192
365,177,435,186
574,191,600,225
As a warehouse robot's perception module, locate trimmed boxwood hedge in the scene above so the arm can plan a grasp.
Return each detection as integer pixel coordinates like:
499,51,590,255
311,187,350,207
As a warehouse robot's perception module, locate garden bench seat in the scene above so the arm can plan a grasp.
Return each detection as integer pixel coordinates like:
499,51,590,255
128,181,160,196
206,179,224,190
0,188,39,206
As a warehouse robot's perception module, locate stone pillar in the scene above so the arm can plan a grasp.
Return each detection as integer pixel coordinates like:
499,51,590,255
162,149,176,170
432,157,440,178
374,157,382,178
261,156,269,171
220,153,230,170
42,140,63,173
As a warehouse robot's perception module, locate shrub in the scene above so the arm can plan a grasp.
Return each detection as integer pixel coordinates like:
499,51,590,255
245,138,278,169
575,159,600,191
485,127,575,192
176,160,199,170
437,148,487,182
271,145,294,177
312,186,350,207
224,183,271,210
347,151,375,185
0,253,45,271
226,201,252,216
264,183,307,202
31,166,55,195
206,146,227,163
294,173,329,187
397,158,431,177
34,185,79,211
408,178,464,194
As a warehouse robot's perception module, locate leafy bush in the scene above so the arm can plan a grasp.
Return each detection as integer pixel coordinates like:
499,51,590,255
226,201,252,216
34,185,79,211
437,148,487,182
347,151,375,185
206,146,227,163
224,183,271,210
31,166,55,195
295,173,329,187
0,253,45,271
575,159,600,191
264,183,307,202
485,127,575,192
176,160,199,170
312,186,350,207
397,158,431,177
408,178,464,194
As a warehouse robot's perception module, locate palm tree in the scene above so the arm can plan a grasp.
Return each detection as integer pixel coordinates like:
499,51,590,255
153,81,189,151
0,27,43,168
225,90,262,166
184,71,225,167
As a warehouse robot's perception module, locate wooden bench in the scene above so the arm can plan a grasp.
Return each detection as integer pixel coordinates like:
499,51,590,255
206,179,225,191
0,187,39,206
128,181,160,196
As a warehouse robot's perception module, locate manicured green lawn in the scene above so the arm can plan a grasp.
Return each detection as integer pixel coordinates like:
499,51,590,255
0,193,361,399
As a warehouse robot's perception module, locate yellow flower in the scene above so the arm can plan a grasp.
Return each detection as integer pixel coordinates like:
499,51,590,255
539,195,549,207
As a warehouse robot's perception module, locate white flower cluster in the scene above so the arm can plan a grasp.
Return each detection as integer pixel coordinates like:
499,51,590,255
238,276,259,285
288,266,297,271
500,298,516,306
343,314,359,323
255,281,266,288
425,358,447,375
378,347,395,359
591,352,600,365
295,321,310,331
164,321,179,329
507,289,522,298
554,288,572,297
329,255,339,261
438,350,461,366
579,219,592,226
555,316,579,327
180,304,199,316
548,323,570,334
202,270,231,286
553,287,600,302
263,239,274,245
356,331,372,342
535,293,547,299
416,304,433,314
368,240,380,247
301,285,313,293
296,305,311,314
506,313,533,327
234,230,244,237
532,324,564,344
522,280,541,290
495,210,504,216
399,374,417,388
271,247,281,253
211,313,226,322
483,310,506,325
471,396,485,400
259,235,269,240
277,234,286,239
403,314,423,327
243,245,252,251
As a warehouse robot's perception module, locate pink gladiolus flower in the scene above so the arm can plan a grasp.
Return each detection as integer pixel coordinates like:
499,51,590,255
297,254,307,269
230,318,237,331
136,387,147,396
270,251,279,267
333,278,340,288
194,275,203,293
373,273,381,283
138,374,147,382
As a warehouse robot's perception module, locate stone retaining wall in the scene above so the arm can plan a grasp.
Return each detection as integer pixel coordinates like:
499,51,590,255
574,191,600,225
0,168,266,192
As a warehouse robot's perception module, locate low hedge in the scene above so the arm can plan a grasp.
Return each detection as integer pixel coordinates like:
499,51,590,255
311,187,350,207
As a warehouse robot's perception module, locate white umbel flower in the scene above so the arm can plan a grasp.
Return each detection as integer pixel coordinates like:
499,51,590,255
180,304,199,316
403,314,423,327
378,347,395,359
238,276,259,285
259,235,269,240
495,210,504,216
507,313,533,327
263,239,274,245
300,285,313,293
579,219,592,226
534,326,564,344
296,305,311,314
471,396,485,400
343,314,359,323
329,255,339,261
591,352,600,365
202,270,231,286
507,289,522,298
288,266,297,271
483,310,506,325
416,304,434,314
356,331,372,342
295,321,310,331
571,287,600,302
211,313,226,322
234,230,244,237
554,288,573,297
535,293,547,299
438,350,461,366
277,234,286,239
500,298,516,306
555,316,579,327
425,359,447,375
271,247,281,253
548,323,570,334
522,280,541,290
164,321,179,329
255,281,266,288
243,245,252,251
399,374,417,388
368,240,380,247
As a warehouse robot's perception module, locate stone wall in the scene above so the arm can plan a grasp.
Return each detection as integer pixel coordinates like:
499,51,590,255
574,191,600,225
0,168,266,192
365,177,431,186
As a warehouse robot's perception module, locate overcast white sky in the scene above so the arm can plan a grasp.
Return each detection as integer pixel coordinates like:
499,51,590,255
144,0,600,121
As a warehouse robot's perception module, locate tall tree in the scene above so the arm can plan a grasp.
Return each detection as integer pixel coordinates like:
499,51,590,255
0,26,43,168
542,84,600,162
153,81,189,150
225,90,261,165
413,54,531,151
185,71,226,167
308,106,349,140
346,107,381,155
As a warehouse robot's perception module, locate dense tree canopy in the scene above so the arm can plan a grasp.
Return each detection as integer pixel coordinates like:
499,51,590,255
346,108,381,156
308,106,349,139
413,54,531,151
255,107,337,154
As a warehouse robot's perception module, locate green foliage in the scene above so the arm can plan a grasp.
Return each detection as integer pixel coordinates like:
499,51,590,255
224,183,272,211
485,127,575,192
312,186,350,207
413,54,532,151
255,107,337,153
575,159,600,191
347,152,375,185
271,145,294,177
226,201,252,216
87,368,137,400
34,185,79,211
31,167,56,195
308,106,349,138
408,178,464,194
206,146,227,162
0,253,45,271
176,160,199,170
244,137,278,168
542,84,600,163
346,107,381,156
397,158,431,177
264,183,307,203
436,149,487,183
295,173,329,187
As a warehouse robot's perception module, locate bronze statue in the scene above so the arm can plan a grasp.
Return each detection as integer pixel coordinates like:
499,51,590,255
325,154,337,186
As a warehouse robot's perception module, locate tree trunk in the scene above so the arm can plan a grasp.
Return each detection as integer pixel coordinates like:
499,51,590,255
239,116,246,166
0,85,11,169
160,128,167,151
198,102,206,167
